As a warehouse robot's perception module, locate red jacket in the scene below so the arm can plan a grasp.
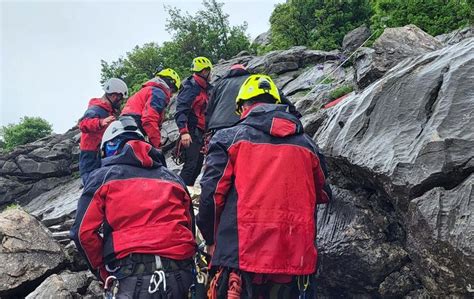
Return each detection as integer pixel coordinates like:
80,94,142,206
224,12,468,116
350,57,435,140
175,74,209,134
198,104,331,275
79,98,114,151
121,80,171,148
70,140,196,280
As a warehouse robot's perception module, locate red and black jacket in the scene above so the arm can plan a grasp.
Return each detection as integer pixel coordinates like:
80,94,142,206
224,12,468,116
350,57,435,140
79,98,115,151
174,74,210,134
197,104,331,275
121,79,172,148
70,140,196,280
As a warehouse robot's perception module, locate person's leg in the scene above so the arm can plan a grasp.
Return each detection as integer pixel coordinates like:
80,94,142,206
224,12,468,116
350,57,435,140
79,151,100,186
179,131,202,186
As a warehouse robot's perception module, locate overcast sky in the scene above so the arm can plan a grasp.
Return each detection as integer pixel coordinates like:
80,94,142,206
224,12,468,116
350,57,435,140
1,0,283,133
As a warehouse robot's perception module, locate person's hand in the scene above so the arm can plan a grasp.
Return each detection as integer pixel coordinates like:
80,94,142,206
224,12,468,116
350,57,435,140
181,133,192,148
207,244,215,256
100,116,115,128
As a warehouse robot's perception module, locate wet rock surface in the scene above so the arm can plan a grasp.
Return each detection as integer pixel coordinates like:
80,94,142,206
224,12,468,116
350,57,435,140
316,37,474,297
0,208,67,298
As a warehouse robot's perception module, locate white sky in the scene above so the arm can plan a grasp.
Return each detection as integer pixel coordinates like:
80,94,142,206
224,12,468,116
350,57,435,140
1,0,284,133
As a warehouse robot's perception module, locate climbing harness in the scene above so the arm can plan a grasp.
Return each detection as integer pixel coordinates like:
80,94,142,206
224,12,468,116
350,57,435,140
148,255,167,294
172,138,185,165
160,127,170,147
297,275,310,299
103,275,119,299
189,250,209,299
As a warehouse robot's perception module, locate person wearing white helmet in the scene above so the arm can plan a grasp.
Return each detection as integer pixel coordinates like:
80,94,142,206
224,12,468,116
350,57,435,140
78,78,128,185
71,116,196,298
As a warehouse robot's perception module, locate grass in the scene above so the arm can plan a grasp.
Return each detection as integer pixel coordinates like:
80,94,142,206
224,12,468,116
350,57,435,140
329,84,354,100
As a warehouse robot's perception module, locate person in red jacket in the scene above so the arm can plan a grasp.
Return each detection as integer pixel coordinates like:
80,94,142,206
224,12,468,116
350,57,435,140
78,78,128,185
198,75,332,298
70,116,196,298
174,57,213,191
121,68,181,149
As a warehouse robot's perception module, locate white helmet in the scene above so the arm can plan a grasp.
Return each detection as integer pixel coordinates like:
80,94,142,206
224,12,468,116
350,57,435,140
100,116,144,156
102,78,129,98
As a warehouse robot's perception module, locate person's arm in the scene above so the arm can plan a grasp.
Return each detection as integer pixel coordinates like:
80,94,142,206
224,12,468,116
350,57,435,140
174,83,200,135
79,107,114,133
142,87,168,148
313,151,331,205
197,136,233,245
69,173,108,281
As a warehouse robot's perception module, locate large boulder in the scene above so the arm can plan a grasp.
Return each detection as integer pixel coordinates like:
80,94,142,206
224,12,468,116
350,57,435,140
0,128,80,207
25,178,81,228
342,25,371,53
407,174,473,295
283,62,345,96
246,46,341,75
252,30,271,47
354,24,443,88
0,208,67,297
25,271,90,299
315,37,474,296
436,25,474,45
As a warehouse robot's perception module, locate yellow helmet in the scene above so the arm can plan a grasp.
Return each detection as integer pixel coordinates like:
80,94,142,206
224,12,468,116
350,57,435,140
191,56,213,72
156,68,181,91
236,74,281,114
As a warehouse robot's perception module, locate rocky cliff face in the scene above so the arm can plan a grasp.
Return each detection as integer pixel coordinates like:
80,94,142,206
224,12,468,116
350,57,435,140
0,25,472,298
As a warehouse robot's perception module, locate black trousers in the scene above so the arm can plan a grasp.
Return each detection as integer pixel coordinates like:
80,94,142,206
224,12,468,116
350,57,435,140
180,128,205,186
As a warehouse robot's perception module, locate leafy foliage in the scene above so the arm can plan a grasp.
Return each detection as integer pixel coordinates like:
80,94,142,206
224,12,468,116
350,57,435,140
100,0,250,97
329,84,354,100
0,117,53,150
269,0,373,51
371,0,472,37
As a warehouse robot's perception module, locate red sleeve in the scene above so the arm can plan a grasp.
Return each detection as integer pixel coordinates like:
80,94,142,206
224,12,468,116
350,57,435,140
77,186,107,270
142,88,168,148
79,118,101,133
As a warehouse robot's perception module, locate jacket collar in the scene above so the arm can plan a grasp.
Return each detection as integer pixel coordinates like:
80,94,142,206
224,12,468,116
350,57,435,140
102,140,165,168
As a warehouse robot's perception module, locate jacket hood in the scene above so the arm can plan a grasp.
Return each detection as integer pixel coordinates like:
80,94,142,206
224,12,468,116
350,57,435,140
102,140,166,168
224,68,249,79
142,79,172,98
88,98,113,112
240,104,304,138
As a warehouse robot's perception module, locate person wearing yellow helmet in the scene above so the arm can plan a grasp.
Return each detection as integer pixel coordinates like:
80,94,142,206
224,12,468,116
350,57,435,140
121,68,181,149
174,56,213,190
198,74,332,298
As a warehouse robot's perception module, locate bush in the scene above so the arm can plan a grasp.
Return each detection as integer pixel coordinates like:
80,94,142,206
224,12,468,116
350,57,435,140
329,85,354,100
371,0,472,37
0,116,53,150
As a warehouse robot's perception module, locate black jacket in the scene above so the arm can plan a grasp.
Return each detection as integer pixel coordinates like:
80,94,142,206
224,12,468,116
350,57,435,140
206,69,301,131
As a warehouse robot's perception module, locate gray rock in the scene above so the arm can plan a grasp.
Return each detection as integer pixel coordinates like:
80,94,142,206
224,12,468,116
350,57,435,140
342,25,371,52
25,179,81,227
246,46,341,75
294,84,333,114
210,56,254,83
0,208,66,297
354,25,443,88
316,186,409,297
436,25,474,45
378,265,420,297
26,271,89,299
407,174,474,296
315,38,474,296
283,62,344,95
273,71,299,90
16,155,70,177
253,30,271,47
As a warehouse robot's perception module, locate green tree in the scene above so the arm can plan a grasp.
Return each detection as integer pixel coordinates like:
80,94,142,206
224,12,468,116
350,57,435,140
371,0,472,37
269,0,373,51
165,0,250,64
0,116,53,150
100,0,250,97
